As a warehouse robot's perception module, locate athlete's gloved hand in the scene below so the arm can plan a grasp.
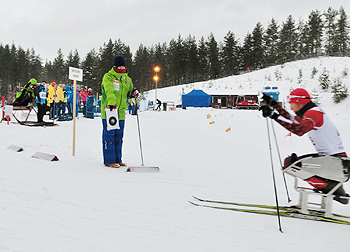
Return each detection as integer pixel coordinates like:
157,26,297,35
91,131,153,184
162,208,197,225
108,105,116,111
259,105,277,119
261,93,277,106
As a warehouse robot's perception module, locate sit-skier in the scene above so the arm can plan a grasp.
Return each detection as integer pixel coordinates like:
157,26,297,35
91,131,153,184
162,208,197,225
259,88,349,204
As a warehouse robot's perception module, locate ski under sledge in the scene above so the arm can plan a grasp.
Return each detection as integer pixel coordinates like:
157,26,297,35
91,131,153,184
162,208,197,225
190,196,350,225
192,196,350,219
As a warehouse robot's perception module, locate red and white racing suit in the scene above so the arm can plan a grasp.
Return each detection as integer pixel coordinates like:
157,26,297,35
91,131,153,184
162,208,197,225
273,104,345,156
272,103,347,190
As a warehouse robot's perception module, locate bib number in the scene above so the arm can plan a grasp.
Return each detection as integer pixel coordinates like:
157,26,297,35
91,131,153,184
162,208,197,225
39,92,46,99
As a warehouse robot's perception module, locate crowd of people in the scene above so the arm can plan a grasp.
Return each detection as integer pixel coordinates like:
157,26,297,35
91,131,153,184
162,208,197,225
11,79,97,122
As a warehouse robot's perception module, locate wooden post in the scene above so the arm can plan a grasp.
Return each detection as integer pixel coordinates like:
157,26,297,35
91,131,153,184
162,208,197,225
69,66,83,156
73,79,77,156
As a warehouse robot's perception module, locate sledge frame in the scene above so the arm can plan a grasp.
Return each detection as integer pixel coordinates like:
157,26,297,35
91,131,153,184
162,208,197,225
1,86,37,123
284,155,350,218
11,105,37,122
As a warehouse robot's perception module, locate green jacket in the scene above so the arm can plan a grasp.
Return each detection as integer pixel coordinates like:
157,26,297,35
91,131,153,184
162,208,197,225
16,78,37,98
101,68,133,120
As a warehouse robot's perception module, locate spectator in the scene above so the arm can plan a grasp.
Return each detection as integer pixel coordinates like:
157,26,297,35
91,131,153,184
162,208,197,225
55,85,65,118
80,87,88,115
156,98,161,111
87,88,94,97
65,86,73,115
47,81,56,119
34,81,47,122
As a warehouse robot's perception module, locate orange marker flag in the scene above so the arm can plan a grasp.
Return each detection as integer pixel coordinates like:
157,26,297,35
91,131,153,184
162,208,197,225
207,114,211,119
209,121,215,125
226,127,231,132
285,132,291,137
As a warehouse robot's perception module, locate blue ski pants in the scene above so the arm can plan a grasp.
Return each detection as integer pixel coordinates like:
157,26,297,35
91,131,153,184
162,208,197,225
102,119,125,165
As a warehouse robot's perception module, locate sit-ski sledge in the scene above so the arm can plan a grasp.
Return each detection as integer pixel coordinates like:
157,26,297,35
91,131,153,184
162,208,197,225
283,154,350,218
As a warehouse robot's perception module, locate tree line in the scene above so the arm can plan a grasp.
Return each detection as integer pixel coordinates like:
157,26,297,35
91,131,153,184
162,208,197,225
0,6,349,99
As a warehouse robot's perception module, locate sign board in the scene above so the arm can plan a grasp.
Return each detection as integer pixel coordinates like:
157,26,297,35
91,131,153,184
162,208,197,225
4,105,13,116
69,67,83,82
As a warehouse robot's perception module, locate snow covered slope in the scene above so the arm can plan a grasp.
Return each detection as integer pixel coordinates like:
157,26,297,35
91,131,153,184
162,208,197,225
1,57,350,252
145,57,350,109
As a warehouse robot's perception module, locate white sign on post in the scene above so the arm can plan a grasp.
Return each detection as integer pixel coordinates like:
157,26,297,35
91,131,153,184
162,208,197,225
69,67,83,82
68,66,83,157
4,105,13,116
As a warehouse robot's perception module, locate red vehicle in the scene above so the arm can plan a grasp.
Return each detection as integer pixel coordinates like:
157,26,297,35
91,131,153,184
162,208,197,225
234,95,259,109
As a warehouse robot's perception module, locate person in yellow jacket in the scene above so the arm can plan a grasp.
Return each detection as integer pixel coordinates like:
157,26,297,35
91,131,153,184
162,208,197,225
47,81,56,119
55,85,65,117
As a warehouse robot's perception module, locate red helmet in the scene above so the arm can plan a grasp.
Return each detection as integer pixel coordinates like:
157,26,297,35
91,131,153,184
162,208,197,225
288,88,311,104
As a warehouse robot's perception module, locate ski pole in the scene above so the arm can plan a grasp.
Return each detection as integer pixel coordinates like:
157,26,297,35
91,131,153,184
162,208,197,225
266,118,283,233
271,121,291,203
135,107,144,166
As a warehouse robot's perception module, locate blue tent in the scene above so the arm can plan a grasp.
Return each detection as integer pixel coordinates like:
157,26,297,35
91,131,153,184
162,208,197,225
182,90,212,108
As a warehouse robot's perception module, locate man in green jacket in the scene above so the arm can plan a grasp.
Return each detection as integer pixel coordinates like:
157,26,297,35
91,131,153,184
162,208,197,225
101,56,137,168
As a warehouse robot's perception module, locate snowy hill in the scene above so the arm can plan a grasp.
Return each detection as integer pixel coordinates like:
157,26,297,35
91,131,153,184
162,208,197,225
144,56,350,110
1,57,350,251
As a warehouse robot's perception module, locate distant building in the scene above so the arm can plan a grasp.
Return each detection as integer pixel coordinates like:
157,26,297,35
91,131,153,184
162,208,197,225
209,91,259,109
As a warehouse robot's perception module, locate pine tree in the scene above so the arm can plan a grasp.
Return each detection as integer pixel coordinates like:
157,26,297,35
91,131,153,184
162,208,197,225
52,48,67,84
323,7,338,56
335,6,350,56
82,49,99,93
28,48,43,81
133,44,151,91
43,61,54,83
331,77,348,103
197,36,209,81
295,18,309,59
222,31,240,76
98,39,114,79
176,35,187,84
184,35,199,83
66,49,80,68
206,33,220,79
264,18,279,66
17,46,30,85
10,44,19,90
311,88,321,106
318,67,331,90
307,10,323,57
242,32,254,69
252,22,265,68
278,15,298,63
0,44,12,98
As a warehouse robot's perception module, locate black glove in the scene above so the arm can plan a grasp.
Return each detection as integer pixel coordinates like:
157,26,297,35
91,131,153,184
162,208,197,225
108,105,116,111
261,93,277,106
259,105,277,118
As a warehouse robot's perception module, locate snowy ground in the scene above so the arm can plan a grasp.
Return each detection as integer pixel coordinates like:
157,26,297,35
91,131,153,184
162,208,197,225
1,57,350,251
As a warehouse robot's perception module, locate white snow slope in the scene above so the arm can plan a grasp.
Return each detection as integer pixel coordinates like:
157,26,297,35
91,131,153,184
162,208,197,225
1,57,350,252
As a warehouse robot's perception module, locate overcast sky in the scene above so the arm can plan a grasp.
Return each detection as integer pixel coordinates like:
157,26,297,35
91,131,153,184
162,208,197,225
1,0,349,62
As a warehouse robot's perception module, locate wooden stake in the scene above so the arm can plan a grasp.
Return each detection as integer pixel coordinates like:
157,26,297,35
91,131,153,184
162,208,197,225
73,80,77,156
